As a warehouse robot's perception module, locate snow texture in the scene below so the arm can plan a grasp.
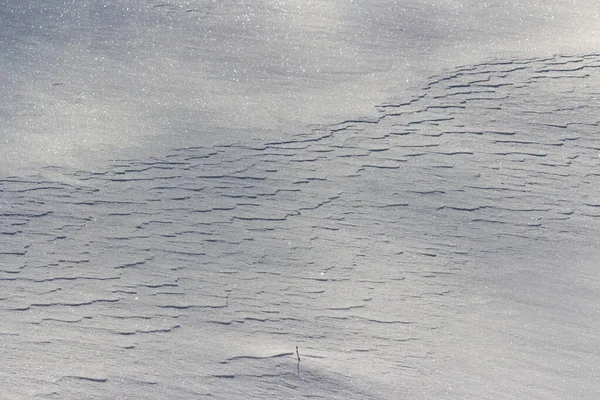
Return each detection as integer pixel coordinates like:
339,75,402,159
1,1,599,399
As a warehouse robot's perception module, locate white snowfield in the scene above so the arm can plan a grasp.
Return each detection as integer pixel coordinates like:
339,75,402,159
1,1,599,399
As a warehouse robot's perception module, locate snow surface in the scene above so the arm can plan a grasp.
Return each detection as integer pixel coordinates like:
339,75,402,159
1,1,599,399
